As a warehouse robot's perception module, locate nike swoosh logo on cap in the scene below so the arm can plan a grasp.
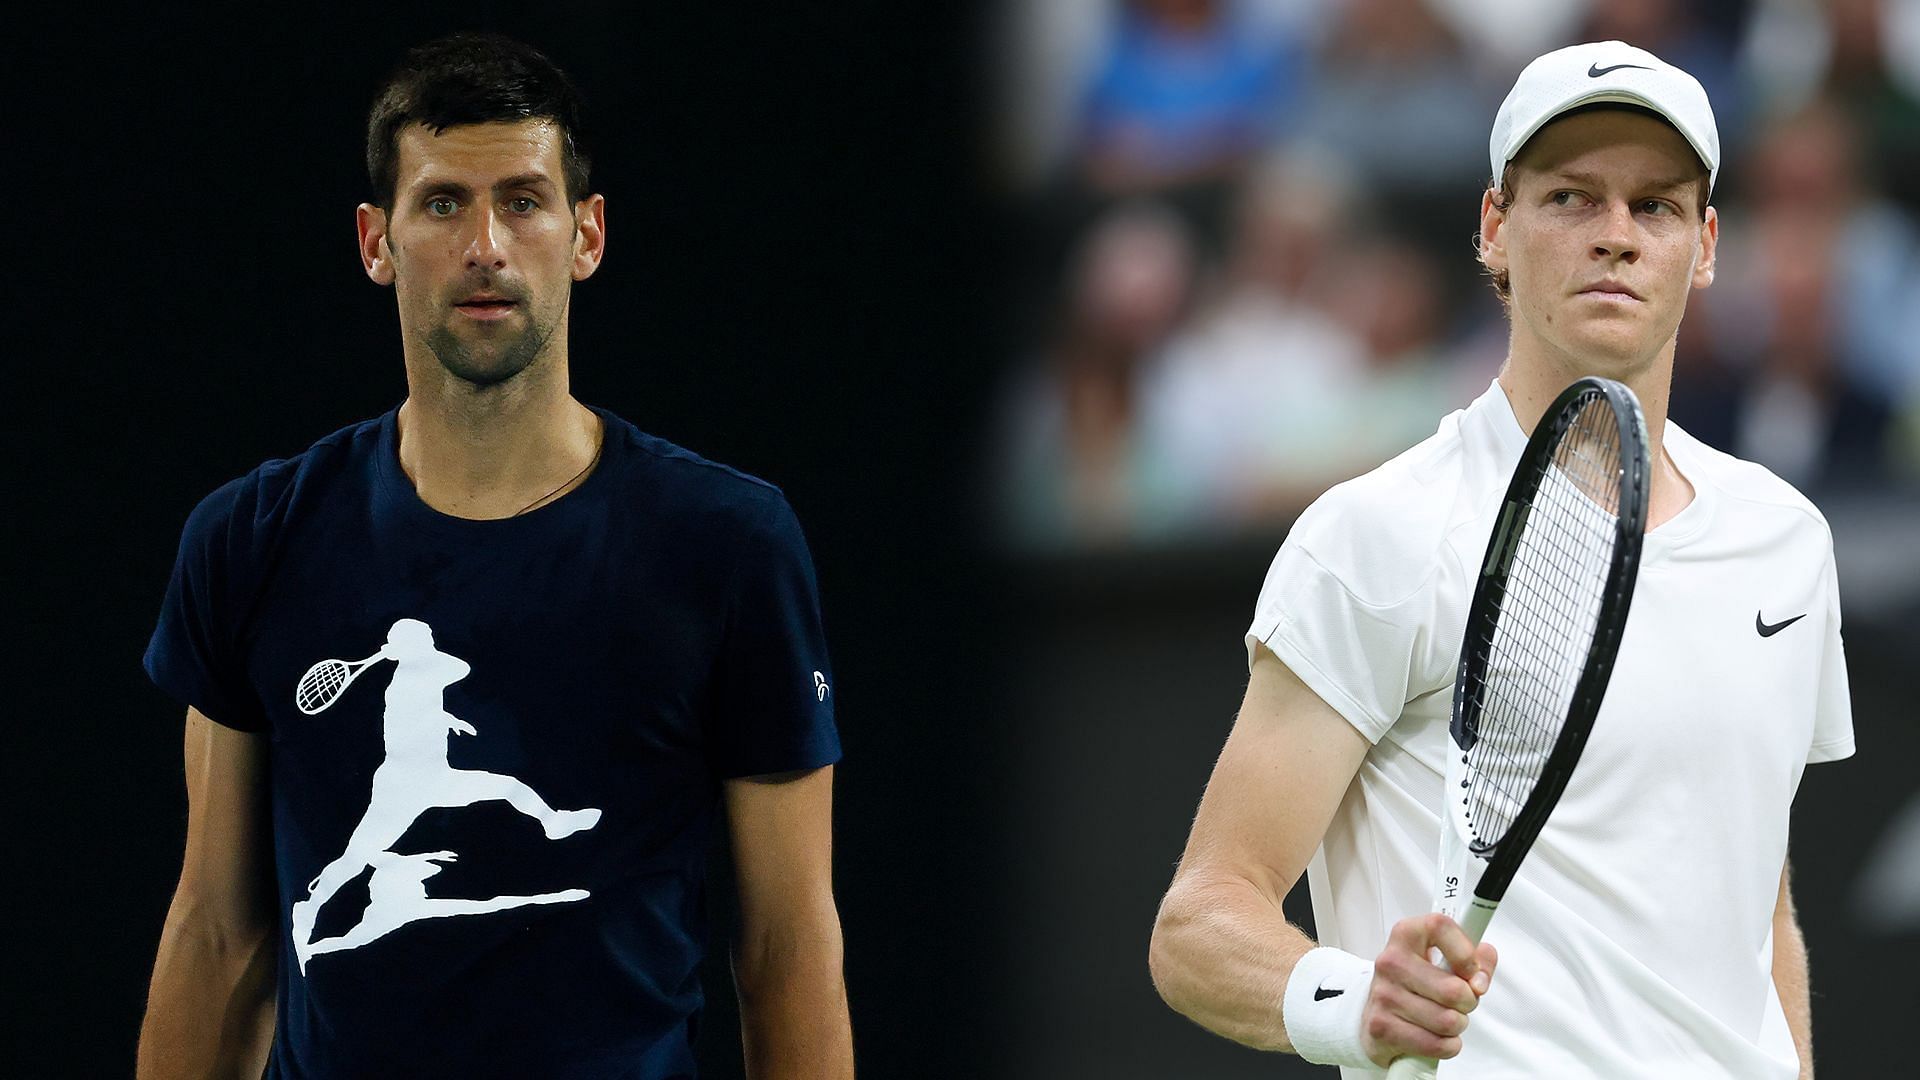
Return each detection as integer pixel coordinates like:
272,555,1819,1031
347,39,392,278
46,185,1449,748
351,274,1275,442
1589,62,1655,77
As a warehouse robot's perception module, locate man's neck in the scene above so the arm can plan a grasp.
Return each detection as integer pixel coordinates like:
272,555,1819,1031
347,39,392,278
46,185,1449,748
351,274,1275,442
395,350,603,520
1496,335,1695,531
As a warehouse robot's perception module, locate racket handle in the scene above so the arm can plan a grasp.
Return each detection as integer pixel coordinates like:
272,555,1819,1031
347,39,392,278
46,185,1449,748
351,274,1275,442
1381,898,1500,1079
1385,1055,1437,1080
1457,896,1497,944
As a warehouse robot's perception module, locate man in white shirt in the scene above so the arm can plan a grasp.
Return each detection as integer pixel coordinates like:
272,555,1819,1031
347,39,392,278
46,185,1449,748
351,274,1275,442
1149,41,1854,1078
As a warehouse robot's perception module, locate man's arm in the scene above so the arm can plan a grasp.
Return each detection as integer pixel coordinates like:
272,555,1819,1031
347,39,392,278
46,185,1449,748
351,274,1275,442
137,707,276,1080
1148,644,1495,1066
1773,858,1814,1080
725,765,853,1080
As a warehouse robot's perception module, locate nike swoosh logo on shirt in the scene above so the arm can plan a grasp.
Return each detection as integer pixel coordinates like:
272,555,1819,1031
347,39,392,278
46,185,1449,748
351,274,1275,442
1756,612,1807,637
1589,62,1655,77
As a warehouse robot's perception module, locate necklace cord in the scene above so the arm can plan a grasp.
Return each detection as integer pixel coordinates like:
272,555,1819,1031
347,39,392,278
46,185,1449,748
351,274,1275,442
514,429,604,516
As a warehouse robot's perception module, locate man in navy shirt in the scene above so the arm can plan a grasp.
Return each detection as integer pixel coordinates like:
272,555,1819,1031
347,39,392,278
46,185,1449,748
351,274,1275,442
138,33,852,1079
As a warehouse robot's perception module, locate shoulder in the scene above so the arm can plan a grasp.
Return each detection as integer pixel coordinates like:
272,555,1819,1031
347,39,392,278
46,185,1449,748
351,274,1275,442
1669,424,1833,544
600,411,802,536
180,414,383,547
1284,405,1484,607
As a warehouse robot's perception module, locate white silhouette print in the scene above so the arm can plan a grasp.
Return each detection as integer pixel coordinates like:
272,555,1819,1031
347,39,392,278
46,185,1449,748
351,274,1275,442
304,850,589,961
289,618,599,973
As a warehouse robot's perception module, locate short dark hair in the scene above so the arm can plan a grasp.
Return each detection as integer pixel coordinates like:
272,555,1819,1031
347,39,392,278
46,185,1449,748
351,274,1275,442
366,32,592,210
1478,103,1710,306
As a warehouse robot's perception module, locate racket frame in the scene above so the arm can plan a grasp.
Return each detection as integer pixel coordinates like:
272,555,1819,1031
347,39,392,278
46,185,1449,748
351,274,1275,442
1448,376,1649,903
1386,378,1648,1080
294,651,388,715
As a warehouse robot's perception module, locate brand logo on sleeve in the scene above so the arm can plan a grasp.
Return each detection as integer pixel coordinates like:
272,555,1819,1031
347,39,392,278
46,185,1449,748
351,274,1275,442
814,671,831,701
1314,983,1346,1001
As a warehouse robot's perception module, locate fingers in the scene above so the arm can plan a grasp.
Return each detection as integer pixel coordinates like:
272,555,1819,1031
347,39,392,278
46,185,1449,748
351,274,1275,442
1386,914,1483,1009
1364,977,1469,1059
1421,914,1485,987
1474,942,1498,994
1362,914,1497,1065
1362,991,1464,1064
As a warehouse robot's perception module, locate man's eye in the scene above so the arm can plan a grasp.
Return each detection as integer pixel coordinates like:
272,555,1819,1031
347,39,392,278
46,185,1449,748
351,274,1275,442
426,196,458,217
1638,199,1675,216
508,197,537,213
1550,191,1583,207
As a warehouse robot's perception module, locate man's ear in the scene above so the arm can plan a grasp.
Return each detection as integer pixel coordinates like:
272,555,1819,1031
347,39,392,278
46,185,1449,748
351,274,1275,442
572,193,607,282
357,203,396,286
1478,187,1509,275
1692,205,1718,289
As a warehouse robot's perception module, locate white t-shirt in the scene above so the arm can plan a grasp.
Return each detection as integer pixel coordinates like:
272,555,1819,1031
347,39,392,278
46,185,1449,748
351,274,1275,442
1247,381,1855,1079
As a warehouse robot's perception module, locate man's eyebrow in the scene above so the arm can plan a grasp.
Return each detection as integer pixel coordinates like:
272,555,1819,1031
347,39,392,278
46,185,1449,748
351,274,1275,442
1548,170,1697,192
411,178,475,201
407,173,559,200
495,172,558,194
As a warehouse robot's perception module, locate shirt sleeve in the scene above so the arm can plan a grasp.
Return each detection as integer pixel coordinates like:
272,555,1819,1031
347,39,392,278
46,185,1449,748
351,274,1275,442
143,477,269,733
705,492,842,778
1245,512,1453,746
1807,544,1855,764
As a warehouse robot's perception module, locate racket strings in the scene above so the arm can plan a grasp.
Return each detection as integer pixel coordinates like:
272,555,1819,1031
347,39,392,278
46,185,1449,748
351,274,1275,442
1462,396,1623,848
295,660,352,714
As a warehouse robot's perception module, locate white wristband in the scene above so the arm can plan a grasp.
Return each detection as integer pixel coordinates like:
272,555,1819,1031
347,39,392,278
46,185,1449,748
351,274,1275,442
1283,946,1376,1070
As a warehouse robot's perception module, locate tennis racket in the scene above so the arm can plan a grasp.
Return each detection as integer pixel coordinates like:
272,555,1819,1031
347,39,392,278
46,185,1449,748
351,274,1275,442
294,650,390,715
1385,377,1649,1078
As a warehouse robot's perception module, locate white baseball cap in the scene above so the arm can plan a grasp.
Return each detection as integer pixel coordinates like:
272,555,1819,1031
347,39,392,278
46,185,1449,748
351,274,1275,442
1490,40,1720,196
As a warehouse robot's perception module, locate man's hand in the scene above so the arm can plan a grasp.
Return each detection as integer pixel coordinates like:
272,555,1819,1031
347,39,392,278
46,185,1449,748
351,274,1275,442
1362,913,1498,1067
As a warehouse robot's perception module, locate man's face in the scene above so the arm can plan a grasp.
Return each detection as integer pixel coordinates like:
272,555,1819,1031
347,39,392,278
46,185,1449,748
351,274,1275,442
359,119,603,387
1483,110,1717,377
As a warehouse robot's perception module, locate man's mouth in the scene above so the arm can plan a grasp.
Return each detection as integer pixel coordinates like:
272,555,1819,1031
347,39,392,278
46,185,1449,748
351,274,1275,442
1578,279,1643,302
454,295,519,320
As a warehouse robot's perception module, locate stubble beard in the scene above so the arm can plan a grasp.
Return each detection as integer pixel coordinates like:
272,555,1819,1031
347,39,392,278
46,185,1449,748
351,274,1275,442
423,298,562,389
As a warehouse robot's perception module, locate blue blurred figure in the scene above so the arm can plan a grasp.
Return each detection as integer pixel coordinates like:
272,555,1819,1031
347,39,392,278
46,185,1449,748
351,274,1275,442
1076,0,1310,194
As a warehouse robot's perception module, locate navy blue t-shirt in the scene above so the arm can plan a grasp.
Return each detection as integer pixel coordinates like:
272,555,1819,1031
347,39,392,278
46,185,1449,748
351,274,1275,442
145,404,841,1079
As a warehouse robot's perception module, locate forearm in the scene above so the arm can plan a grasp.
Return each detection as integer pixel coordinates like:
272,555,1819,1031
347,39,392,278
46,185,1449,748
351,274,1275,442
137,892,276,1080
734,914,853,1080
1772,906,1813,1080
1149,872,1316,1052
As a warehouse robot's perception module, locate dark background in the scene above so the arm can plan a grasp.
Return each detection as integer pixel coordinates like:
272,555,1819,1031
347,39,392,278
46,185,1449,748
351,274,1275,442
13,5,1912,1078
16,5,1014,1077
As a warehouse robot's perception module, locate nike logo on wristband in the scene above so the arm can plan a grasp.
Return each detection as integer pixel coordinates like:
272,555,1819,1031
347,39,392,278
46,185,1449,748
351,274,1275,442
1756,611,1807,637
1589,62,1655,77
1314,984,1346,1001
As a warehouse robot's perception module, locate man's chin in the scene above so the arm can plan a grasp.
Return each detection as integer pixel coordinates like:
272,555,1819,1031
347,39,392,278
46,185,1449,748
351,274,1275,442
1559,330,1668,378
424,328,541,388
448,362,532,388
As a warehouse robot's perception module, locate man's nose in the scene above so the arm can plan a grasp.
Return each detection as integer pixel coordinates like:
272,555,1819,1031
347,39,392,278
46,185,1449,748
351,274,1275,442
465,207,507,271
1591,201,1640,263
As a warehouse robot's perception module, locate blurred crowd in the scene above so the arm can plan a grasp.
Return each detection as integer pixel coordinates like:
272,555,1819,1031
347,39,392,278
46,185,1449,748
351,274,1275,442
993,0,1920,550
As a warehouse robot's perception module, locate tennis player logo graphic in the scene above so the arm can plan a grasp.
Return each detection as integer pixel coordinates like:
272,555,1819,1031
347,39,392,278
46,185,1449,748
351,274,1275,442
288,618,600,974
